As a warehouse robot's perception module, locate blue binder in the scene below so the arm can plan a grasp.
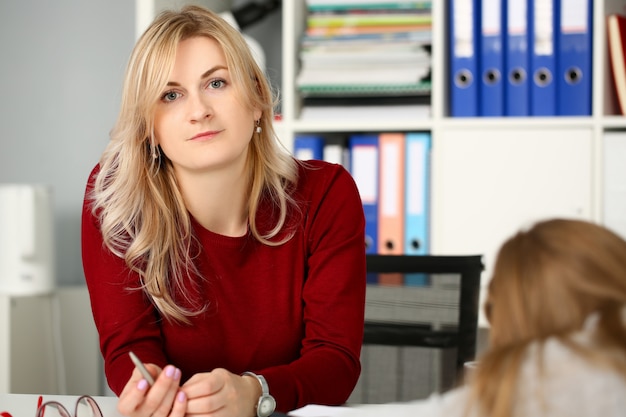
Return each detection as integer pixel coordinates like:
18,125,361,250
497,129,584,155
504,0,530,116
404,132,431,287
404,132,430,256
450,0,480,117
348,134,379,255
529,0,557,116
557,0,592,116
479,0,504,116
294,135,324,161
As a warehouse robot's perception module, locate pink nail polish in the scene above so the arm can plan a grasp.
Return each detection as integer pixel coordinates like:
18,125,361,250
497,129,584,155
137,379,148,390
177,392,186,403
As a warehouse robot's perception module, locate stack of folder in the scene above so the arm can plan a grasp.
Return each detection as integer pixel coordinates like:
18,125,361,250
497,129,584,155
449,0,592,117
293,132,432,260
297,1,433,115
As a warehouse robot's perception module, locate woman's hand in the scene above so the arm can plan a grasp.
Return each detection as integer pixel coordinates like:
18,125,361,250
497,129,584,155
181,368,261,417
117,363,187,417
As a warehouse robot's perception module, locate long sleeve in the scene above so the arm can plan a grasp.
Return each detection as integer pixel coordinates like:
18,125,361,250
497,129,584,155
259,161,366,410
81,169,170,394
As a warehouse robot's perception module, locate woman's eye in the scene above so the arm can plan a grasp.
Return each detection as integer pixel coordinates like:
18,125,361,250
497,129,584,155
161,91,180,102
208,79,225,89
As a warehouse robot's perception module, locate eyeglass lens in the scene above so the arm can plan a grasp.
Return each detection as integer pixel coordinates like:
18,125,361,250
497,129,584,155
36,395,103,417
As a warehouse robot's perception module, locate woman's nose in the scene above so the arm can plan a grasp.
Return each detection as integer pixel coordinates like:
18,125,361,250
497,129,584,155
188,93,212,122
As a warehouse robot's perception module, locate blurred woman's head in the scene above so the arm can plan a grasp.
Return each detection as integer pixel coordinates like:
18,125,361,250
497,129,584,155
486,218,626,347
469,219,626,417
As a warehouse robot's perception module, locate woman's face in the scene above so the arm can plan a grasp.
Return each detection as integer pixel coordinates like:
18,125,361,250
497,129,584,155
153,36,261,176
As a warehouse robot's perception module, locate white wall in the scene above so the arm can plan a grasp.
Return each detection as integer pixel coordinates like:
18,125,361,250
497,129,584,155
0,1,135,286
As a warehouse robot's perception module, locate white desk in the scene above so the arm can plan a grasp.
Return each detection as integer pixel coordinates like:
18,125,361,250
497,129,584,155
0,394,121,416
0,394,436,417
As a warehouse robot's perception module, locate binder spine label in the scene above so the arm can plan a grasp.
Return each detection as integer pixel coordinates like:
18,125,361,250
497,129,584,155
407,140,426,216
560,0,589,34
453,0,475,58
533,0,554,56
352,146,378,205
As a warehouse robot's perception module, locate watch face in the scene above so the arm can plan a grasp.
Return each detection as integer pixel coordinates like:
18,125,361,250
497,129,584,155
258,396,276,417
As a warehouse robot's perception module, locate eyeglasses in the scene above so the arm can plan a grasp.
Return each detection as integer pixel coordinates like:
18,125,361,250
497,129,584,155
35,395,103,417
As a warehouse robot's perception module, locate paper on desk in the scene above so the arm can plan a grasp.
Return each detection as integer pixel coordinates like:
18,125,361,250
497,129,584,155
288,399,442,417
288,405,354,417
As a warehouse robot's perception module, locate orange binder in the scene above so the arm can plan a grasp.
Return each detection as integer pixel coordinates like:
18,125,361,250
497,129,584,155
377,133,405,285
378,133,405,255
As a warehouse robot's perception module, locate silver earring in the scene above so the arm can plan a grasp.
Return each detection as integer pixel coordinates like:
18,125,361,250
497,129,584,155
255,120,262,134
150,139,159,160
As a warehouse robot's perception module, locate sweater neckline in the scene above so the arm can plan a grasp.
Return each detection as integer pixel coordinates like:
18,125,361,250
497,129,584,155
190,215,250,248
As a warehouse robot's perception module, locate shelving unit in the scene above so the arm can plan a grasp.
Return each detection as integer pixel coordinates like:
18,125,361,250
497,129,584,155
283,1,626,327
139,1,626,325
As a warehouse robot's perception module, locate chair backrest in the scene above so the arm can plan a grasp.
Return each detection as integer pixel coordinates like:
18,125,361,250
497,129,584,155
349,255,483,404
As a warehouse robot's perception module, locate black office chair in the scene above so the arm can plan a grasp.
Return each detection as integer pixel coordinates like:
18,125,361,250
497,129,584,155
349,255,483,404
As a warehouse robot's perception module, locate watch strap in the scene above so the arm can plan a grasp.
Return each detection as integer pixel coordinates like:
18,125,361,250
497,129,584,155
242,371,269,396
242,371,276,417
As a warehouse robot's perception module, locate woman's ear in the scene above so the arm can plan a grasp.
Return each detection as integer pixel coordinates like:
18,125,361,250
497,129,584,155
254,107,262,121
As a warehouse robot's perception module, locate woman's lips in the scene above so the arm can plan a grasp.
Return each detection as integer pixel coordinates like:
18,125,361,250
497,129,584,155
189,130,221,141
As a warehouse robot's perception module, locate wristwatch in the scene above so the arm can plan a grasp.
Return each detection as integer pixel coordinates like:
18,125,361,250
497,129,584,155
242,371,276,417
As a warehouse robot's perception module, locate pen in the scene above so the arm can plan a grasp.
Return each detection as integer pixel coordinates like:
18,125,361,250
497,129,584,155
129,351,155,386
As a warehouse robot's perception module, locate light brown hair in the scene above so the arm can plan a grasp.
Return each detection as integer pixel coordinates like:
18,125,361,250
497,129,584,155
470,218,626,417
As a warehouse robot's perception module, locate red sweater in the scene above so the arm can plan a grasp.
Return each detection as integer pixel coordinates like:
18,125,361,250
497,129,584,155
81,160,366,412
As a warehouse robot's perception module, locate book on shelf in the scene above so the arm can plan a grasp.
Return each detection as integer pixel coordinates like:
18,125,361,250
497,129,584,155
297,83,431,99
305,0,430,4
608,13,626,115
302,30,432,46
302,94,430,105
297,66,430,87
306,24,428,36
301,40,430,56
298,94,430,120
300,48,431,67
307,6,431,15
306,1,432,12
307,13,431,28
299,103,431,121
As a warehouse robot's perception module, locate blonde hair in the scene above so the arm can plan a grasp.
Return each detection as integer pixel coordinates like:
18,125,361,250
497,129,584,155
89,5,298,322
469,218,626,417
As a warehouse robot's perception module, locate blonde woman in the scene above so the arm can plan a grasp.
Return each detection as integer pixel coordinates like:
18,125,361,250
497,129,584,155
81,6,366,417
342,218,626,417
